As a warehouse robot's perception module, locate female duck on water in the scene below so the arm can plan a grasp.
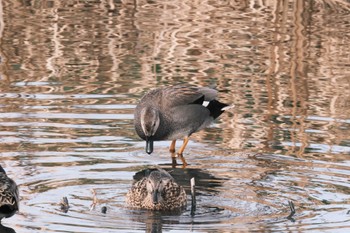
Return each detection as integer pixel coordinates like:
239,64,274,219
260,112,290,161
126,168,186,211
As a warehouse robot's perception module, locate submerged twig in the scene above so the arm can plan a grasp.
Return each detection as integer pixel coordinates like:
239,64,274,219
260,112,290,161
287,200,296,221
59,196,70,213
190,177,196,216
101,206,107,214
90,189,98,211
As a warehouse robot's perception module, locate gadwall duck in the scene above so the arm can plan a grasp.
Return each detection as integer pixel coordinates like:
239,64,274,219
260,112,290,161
134,85,232,165
126,168,186,211
0,165,19,221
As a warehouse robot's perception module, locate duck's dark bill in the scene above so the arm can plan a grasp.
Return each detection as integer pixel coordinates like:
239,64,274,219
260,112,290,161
152,190,159,204
146,138,154,154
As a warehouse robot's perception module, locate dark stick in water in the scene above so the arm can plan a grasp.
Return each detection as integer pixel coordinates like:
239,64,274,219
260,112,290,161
60,196,70,213
287,200,296,221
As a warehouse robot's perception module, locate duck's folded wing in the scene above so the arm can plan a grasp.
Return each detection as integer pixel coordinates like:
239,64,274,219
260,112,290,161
163,85,218,107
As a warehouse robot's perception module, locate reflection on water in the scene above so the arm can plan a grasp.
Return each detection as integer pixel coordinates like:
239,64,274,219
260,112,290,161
0,0,349,232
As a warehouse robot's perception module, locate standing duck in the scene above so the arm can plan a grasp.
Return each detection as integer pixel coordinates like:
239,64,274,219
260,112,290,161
134,85,233,165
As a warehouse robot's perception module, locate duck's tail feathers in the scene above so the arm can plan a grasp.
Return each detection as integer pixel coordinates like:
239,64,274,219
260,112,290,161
222,104,235,111
207,100,233,119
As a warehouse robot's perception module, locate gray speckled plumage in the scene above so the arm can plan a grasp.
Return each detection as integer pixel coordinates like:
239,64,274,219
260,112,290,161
0,166,19,221
134,85,231,156
126,168,187,211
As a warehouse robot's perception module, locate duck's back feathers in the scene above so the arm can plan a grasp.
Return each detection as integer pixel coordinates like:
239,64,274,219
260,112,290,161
160,85,218,108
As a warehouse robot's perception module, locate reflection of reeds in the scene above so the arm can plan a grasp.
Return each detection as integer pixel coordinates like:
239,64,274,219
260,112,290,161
0,0,348,157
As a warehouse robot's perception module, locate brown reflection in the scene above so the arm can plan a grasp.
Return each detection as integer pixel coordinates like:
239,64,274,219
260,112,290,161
287,0,310,157
0,0,144,96
0,0,348,157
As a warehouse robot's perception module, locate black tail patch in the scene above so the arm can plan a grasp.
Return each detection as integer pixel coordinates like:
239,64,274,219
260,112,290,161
191,95,205,105
206,100,228,119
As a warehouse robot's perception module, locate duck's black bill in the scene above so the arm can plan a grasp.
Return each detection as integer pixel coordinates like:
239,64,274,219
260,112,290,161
152,190,159,204
146,137,154,154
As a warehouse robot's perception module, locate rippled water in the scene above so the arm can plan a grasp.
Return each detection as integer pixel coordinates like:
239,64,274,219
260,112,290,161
0,0,349,232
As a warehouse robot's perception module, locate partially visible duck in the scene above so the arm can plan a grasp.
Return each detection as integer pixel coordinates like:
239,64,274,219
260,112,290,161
0,165,19,221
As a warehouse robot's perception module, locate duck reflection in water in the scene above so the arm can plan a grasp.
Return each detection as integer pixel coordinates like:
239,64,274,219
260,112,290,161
0,165,19,222
126,168,187,211
134,85,233,166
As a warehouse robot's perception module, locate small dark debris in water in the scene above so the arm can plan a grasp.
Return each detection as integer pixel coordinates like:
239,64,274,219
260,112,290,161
287,200,296,222
190,177,196,216
60,196,70,213
101,206,107,214
322,199,331,205
346,210,350,215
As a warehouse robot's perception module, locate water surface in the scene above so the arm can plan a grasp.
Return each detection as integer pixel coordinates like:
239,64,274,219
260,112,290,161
0,0,349,232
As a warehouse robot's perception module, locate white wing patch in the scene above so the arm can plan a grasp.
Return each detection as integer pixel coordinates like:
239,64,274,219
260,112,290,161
202,101,210,107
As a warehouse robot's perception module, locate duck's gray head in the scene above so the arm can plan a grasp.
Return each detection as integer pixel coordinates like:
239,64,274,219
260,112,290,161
146,170,172,205
140,107,160,154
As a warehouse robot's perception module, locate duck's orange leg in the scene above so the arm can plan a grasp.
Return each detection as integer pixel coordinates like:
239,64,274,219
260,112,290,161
169,140,176,153
177,136,189,167
170,140,178,167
